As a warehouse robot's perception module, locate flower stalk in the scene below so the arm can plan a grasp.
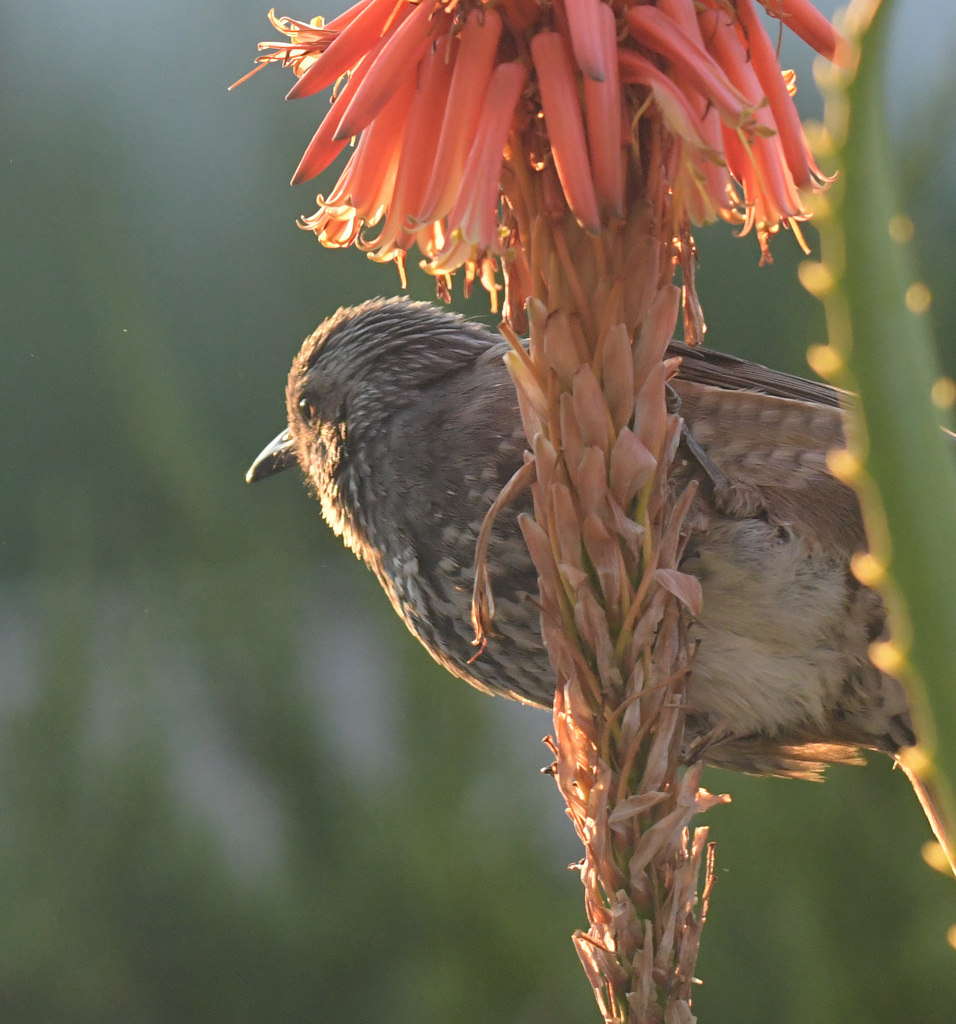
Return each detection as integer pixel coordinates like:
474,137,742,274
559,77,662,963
238,1,845,1017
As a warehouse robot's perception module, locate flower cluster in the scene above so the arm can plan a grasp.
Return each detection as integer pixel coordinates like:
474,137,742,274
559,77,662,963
239,0,844,295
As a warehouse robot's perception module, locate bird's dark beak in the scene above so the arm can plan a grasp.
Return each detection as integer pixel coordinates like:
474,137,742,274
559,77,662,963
246,429,297,483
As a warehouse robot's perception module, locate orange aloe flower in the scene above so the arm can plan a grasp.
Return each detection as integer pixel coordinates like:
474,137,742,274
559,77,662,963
422,61,529,273
239,0,848,295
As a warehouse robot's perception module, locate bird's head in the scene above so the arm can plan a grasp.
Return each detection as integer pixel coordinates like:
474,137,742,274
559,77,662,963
247,295,498,497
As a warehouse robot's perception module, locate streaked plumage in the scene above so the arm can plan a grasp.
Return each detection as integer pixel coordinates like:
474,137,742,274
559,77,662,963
248,297,924,781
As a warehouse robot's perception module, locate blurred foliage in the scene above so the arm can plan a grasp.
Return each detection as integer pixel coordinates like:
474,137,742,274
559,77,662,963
1,2,954,1023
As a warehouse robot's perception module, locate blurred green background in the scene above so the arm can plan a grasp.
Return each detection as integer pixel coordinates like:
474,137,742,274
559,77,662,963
2,1,955,1022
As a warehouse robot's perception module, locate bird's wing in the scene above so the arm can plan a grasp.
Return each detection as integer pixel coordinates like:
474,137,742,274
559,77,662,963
668,341,843,406
669,346,862,554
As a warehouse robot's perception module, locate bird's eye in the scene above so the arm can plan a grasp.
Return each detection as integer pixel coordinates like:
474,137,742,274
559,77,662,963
298,395,319,424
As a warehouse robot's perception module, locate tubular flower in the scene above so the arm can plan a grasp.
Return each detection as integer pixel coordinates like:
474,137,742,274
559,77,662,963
240,0,846,294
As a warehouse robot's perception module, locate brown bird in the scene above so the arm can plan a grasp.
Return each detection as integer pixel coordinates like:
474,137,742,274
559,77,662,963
248,297,951,854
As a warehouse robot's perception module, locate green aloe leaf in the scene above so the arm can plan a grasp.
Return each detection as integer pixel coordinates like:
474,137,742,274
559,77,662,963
812,0,956,872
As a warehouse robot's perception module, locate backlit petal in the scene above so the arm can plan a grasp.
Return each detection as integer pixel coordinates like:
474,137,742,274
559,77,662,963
531,32,601,233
